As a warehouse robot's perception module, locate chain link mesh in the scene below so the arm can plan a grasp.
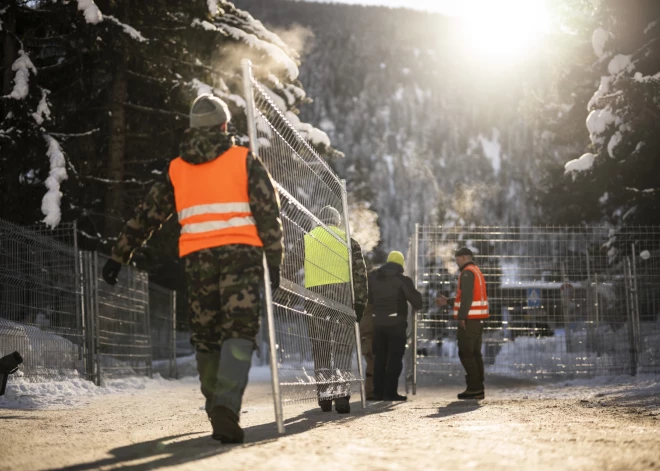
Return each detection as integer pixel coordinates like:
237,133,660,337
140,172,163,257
408,225,660,381
249,79,362,405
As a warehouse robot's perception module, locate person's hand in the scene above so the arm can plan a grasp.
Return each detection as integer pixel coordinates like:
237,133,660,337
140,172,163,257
102,259,122,286
268,265,280,292
354,304,365,322
459,320,466,330
436,295,448,306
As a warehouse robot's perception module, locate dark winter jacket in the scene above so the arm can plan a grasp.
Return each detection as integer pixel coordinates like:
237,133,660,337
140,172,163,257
367,262,423,327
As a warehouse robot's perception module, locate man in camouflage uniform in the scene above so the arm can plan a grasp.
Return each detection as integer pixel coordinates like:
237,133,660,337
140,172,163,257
102,94,282,444
303,206,367,413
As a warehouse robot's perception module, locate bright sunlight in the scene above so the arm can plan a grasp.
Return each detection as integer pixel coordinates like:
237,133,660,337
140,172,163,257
453,0,552,62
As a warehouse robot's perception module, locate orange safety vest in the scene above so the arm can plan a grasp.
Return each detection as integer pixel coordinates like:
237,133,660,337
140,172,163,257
168,146,263,257
453,264,489,320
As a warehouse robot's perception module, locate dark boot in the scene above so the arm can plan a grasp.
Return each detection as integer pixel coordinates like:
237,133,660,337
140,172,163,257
210,406,244,444
457,389,485,400
384,393,407,402
335,396,351,414
319,400,333,412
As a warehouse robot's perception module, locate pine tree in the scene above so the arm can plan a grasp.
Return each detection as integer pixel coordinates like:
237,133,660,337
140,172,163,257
564,0,660,228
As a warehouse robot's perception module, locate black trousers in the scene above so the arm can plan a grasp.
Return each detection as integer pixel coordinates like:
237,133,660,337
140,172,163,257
457,319,485,391
373,324,406,398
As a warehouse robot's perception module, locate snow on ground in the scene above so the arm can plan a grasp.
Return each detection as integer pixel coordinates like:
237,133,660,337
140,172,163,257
2,368,660,471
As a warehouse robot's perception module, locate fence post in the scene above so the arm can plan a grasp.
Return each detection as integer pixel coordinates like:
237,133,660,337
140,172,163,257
341,180,366,409
630,244,642,358
93,252,102,386
412,223,419,395
145,276,153,380
624,257,638,376
243,58,284,434
171,289,178,379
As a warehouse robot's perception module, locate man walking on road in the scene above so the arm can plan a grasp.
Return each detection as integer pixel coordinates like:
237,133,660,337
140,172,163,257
101,94,283,444
436,247,489,400
369,251,422,401
304,205,368,414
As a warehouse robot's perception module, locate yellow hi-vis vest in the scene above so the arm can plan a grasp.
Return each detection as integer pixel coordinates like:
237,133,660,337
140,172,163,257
304,225,350,288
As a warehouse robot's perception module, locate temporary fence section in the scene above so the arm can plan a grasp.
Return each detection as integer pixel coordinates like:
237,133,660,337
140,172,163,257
0,218,180,386
149,283,178,379
406,225,660,391
0,220,83,379
243,60,365,433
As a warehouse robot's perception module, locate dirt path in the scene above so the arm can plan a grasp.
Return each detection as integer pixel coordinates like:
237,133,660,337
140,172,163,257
2,376,659,471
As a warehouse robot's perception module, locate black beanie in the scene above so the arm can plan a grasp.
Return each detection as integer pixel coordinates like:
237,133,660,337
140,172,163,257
455,246,474,257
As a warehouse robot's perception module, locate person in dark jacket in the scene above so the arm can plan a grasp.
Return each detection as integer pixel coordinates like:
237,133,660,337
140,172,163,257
369,250,423,401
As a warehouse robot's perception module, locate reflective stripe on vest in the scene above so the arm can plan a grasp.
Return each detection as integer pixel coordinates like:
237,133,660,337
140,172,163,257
304,225,350,288
453,264,489,319
168,146,263,257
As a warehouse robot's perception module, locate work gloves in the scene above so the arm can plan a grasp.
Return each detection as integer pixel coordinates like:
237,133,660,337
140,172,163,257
268,265,280,292
354,303,365,323
102,259,122,286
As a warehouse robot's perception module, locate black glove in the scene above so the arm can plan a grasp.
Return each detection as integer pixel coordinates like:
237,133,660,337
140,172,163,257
268,265,280,292
354,304,365,323
102,259,122,286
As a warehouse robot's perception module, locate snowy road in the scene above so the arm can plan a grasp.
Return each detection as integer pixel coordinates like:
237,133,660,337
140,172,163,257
2,373,660,471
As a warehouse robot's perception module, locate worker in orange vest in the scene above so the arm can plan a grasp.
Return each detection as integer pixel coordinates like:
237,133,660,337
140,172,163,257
102,94,283,443
436,247,488,400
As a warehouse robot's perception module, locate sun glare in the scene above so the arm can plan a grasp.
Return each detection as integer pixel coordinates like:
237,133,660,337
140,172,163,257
454,0,551,62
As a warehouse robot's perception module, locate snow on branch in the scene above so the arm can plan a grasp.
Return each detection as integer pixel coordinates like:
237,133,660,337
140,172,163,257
105,15,147,42
7,50,36,100
32,88,51,124
77,0,102,24
216,24,299,81
42,135,68,228
564,152,596,179
190,78,246,108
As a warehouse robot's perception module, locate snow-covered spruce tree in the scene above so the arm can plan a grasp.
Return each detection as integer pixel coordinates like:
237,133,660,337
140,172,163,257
1,0,331,266
0,1,68,227
564,0,660,229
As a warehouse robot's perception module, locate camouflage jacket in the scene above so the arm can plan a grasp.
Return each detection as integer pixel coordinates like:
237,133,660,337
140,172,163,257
351,237,368,307
111,128,283,268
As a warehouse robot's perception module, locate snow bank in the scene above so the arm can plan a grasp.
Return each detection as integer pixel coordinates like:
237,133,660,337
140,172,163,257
42,135,68,228
0,372,169,409
565,152,596,176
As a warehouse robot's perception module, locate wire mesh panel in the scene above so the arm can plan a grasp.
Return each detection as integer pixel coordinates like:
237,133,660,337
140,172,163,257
0,219,83,379
410,225,660,383
243,62,363,420
93,253,151,380
149,284,177,379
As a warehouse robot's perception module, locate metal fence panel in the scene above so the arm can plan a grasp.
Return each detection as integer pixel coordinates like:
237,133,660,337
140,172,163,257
409,225,660,387
243,61,364,431
149,283,177,378
92,253,151,381
0,219,84,379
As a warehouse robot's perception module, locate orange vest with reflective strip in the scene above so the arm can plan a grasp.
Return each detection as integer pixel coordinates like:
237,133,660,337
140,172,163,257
168,146,263,257
453,264,489,319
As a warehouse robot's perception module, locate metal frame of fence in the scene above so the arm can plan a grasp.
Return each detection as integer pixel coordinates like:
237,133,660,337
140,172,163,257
406,225,660,393
243,60,365,434
0,218,179,387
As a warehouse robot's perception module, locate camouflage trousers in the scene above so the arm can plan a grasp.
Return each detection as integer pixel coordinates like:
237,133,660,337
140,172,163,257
184,245,264,353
